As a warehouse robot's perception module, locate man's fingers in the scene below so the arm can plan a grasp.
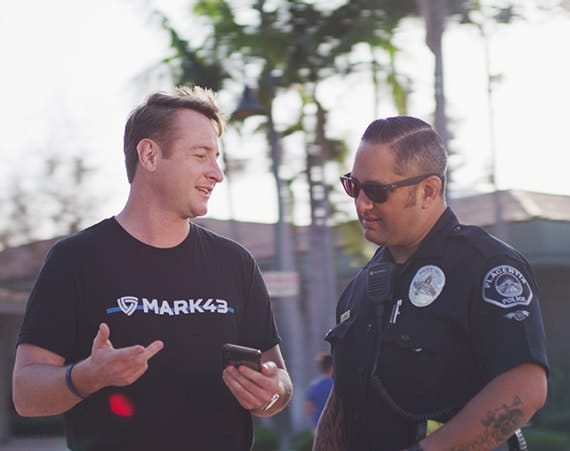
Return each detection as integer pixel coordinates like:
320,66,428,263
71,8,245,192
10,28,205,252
112,345,146,360
111,341,163,361
261,361,278,377
223,365,277,411
144,340,164,360
92,323,111,349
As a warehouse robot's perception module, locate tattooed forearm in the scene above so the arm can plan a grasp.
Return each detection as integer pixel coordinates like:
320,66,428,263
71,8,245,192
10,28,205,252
312,389,346,451
449,396,524,451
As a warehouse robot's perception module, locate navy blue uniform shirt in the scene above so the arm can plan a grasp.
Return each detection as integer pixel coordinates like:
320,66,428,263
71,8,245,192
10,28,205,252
327,207,548,451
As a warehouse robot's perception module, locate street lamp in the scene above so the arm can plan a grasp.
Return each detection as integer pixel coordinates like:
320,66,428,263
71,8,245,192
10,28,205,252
231,86,268,121
231,86,292,272
223,86,269,243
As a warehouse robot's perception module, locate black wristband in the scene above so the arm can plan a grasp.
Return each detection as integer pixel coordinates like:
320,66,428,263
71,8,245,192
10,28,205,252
65,363,86,399
408,444,425,451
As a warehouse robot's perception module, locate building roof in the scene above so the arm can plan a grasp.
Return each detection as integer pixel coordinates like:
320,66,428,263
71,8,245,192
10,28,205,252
193,219,280,259
451,190,570,226
0,238,58,284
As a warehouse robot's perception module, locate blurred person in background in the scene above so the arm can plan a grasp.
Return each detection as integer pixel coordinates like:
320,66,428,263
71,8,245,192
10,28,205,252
305,352,333,431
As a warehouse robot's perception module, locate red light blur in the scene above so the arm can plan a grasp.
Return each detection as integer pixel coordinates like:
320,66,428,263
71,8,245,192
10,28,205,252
109,393,135,417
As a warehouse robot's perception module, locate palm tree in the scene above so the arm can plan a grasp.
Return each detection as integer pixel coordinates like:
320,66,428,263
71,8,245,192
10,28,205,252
415,0,519,198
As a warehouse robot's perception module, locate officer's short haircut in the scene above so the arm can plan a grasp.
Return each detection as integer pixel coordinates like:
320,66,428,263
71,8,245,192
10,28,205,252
361,116,447,192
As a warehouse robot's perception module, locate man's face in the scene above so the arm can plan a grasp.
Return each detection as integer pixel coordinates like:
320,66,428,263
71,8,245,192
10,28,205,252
351,141,422,248
152,109,223,219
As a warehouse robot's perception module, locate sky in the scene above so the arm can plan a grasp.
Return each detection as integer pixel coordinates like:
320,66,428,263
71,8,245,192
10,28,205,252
1,1,569,228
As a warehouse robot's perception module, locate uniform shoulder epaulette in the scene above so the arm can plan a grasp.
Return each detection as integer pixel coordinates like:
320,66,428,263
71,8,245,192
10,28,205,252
450,223,518,260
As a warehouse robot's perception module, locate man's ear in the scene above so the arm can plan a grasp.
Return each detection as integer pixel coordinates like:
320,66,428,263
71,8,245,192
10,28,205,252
421,175,443,208
136,139,159,173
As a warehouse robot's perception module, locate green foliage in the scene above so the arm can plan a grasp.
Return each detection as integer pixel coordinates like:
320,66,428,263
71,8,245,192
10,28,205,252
537,362,570,420
252,426,279,451
524,428,570,451
158,13,225,90
522,362,570,450
338,220,375,262
539,409,570,434
289,429,314,451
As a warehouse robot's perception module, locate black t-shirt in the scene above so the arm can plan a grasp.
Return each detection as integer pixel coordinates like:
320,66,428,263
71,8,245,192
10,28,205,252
18,218,280,451
327,208,549,451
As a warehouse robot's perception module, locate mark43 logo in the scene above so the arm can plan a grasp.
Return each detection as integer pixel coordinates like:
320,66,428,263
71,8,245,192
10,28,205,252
107,296,234,316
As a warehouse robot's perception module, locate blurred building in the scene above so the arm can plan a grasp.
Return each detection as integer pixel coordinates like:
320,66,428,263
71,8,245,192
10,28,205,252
1,189,569,443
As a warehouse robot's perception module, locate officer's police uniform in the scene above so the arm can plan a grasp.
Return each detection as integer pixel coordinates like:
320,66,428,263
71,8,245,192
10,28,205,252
327,208,549,450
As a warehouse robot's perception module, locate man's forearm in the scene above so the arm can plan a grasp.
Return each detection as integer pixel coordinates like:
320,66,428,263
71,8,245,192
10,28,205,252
313,388,345,451
13,363,82,417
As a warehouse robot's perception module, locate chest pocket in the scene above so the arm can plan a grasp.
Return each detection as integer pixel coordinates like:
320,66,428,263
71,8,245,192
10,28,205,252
325,314,358,346
378,319,476,411
326,304,376,399
326,268,369,350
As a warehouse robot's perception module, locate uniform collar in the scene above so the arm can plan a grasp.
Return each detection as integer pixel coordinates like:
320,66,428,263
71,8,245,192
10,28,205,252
413,206,459,260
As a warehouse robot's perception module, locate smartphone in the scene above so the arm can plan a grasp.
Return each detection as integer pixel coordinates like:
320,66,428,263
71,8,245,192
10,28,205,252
222,343,262,372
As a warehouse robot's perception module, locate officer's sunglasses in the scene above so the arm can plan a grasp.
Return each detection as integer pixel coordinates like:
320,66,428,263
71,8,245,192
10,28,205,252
339,172,440,203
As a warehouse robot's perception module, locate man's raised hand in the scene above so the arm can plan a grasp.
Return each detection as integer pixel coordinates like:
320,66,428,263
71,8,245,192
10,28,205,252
87,323,164,389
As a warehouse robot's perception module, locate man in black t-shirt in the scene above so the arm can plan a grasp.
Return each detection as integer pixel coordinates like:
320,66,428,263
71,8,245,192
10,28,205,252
313,116,548,451
12,86,293,451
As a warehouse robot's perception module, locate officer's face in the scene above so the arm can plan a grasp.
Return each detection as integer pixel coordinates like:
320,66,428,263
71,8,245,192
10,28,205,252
351,141,425,254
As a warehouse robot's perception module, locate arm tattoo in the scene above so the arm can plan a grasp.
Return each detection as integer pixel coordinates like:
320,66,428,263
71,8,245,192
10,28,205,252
312,389,346,451
449,396,524,451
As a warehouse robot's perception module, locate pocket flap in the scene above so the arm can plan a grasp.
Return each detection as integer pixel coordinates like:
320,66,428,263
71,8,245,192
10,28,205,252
325,314,357,344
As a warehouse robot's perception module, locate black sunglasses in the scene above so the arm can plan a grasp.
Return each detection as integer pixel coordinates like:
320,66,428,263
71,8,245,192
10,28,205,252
339,172,440,203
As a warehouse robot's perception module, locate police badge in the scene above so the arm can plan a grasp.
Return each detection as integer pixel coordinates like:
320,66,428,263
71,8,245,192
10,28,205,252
409,265,446,307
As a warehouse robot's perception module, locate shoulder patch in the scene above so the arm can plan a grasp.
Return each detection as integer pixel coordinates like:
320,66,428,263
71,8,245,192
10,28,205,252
482,265,533,308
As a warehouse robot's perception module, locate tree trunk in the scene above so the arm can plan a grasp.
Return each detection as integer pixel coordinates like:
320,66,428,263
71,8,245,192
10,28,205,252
304,100,337,394
417,0,449,197
267,114,308,437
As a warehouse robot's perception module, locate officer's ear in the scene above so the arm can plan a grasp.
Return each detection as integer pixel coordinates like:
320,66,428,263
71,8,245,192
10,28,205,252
420,175,443,208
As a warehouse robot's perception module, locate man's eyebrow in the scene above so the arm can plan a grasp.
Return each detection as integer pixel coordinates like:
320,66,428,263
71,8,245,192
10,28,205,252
189,144,215,152
192,145,221,158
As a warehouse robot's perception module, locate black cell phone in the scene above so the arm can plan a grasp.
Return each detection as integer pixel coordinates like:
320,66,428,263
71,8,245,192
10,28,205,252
222,343,262,372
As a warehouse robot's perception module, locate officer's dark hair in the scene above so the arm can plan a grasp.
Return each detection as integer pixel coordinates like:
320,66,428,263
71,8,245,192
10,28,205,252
317,352,333,374
361,116,447,195
123,85,225,183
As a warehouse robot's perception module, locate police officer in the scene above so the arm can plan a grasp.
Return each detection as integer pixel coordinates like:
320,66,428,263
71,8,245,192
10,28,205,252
313,116,548,451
